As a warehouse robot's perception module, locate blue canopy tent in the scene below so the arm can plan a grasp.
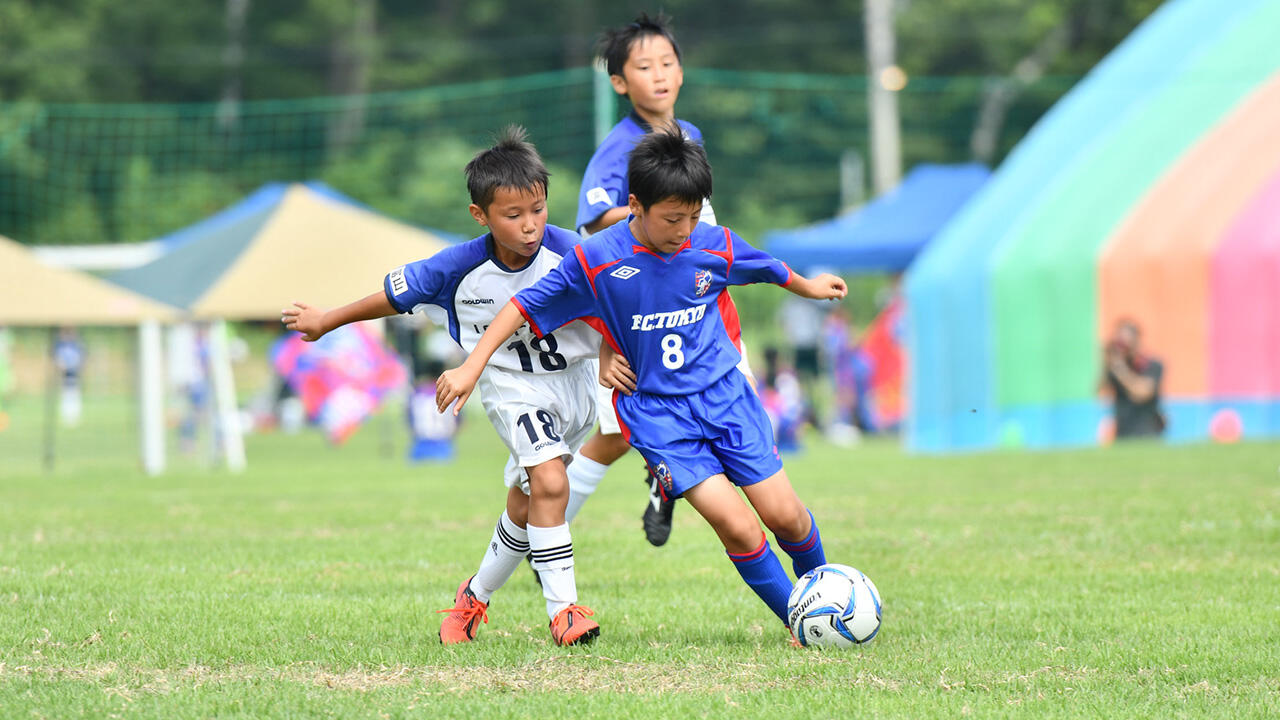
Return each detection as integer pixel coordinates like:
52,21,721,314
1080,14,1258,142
762,163,990,273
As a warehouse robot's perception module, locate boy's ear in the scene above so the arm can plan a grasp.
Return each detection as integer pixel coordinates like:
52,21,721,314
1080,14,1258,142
468,203,488,227
627,193,643,217
609,73,629,97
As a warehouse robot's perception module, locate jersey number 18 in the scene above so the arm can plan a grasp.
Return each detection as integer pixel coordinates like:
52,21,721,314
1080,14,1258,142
506,333,567,372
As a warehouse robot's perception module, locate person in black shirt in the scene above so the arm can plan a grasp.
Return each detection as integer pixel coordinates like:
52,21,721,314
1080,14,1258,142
1103,319,1166,439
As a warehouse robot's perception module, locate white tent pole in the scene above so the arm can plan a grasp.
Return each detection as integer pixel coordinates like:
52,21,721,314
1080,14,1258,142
208,319,246,472
137,319,166,476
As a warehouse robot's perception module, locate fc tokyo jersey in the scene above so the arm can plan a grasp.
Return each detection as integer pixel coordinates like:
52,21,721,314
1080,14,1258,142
384,225,599,374
576,112,717,233
514,221,792,395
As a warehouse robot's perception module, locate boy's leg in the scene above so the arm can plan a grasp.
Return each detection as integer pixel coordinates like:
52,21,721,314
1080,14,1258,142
470,487,532,601
742,470,827,578
527,459,599,646
563,431,620,523
439,487,529,644
682,474,793,623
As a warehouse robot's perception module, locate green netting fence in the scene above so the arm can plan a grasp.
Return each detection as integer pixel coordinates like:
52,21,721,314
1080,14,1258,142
0,68,1078,247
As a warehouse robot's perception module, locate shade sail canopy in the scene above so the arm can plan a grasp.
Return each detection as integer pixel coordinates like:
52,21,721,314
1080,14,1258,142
0,234,177,325
110,183,451,320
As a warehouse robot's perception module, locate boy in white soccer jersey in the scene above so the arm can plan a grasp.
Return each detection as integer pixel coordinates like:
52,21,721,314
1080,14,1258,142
568,12,755,548
436,129,848,641
282,126,601,646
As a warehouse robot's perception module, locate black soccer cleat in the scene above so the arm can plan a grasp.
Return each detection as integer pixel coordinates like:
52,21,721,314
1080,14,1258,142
641,468,676,547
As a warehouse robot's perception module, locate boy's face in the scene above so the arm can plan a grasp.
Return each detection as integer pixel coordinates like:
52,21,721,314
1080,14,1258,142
470,185,548,267
628,194,702,255
611,34,683,120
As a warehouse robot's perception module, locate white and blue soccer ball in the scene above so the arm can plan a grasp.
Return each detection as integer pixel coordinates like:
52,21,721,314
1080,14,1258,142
787,564,882,648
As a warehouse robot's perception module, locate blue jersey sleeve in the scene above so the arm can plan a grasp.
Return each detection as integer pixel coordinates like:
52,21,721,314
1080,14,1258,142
383,242,480,314
513,249,598,337
577,150,627,232
725,229,793,287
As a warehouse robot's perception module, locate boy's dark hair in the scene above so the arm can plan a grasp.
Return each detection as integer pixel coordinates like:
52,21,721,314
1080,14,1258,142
627,125,712,210
597,11,682,77
464,125,549,211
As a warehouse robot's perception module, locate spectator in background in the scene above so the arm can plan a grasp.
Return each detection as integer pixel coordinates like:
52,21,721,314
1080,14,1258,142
167,323,210,452
822,307,863,446
53,327,85,428
407,357,461,463
1103,318,1165,439
777,294,825,428
758,346,807,453
0,326,12,431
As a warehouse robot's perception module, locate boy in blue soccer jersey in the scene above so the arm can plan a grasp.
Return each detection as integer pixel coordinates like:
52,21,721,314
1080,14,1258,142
567,12,754,548
282,126,601,647
436,129,848,640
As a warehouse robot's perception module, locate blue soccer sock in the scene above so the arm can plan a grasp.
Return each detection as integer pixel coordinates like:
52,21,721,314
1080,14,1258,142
775,509,827,578
727,533,792,623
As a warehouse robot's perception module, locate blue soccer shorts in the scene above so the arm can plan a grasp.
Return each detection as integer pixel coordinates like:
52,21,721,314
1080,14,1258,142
613,369,784,498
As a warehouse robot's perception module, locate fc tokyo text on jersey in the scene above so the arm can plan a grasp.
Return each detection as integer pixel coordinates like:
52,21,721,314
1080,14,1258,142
383,225,599,375
513,221,791,396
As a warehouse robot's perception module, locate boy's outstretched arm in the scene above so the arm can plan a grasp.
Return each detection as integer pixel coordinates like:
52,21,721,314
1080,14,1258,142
435,300,526,415
782,271,848,302
281,291,395,342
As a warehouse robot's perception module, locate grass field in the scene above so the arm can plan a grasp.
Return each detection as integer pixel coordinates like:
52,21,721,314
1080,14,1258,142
1,396,1278,718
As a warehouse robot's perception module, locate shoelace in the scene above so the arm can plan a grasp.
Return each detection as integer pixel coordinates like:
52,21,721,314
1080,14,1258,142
563,604,595,619
436,599,489,626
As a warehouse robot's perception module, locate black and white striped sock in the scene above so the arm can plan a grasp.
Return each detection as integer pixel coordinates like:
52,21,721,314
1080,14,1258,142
527,523,577,618
470,511,528,603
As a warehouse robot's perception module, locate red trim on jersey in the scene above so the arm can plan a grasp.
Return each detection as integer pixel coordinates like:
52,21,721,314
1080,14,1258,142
727,532,770,563
577,315,623,355
780,263,795,287
632,239,691,261
699,226,735,270
717,290,743,349
511,297,545,337
575,245,624,297
612,389,631,444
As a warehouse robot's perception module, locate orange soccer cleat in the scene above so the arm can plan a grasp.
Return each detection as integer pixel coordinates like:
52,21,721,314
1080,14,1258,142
437,577,489,644
549,604,600,646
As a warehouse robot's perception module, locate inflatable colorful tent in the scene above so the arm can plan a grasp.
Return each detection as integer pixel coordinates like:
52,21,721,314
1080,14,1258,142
905,0,1280,451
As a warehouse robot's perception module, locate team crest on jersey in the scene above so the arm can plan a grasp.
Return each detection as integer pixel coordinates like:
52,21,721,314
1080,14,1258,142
652,461,674,494
694,269,713,297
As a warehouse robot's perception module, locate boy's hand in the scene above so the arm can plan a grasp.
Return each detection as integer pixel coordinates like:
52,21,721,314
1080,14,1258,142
436,363,482,416
599,350,637,395
804,273,848,301
282,301,326,342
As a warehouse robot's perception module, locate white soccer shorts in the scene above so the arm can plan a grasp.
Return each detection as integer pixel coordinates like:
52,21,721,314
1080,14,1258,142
594,337,754,436
477,359,599,494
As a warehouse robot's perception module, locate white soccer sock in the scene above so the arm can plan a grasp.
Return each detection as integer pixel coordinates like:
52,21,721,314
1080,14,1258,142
527,523,577,618
564,452,609,524
469,511,528,604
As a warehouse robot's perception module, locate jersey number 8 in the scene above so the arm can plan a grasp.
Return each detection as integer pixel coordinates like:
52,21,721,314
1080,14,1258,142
661,333,685,370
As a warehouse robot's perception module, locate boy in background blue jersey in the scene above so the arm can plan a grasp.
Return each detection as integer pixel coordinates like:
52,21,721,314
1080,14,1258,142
437,129,848,640
568,12,752,548
283,127,601,647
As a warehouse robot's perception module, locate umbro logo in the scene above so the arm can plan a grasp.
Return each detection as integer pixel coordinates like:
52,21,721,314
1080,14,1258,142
610,265,641,280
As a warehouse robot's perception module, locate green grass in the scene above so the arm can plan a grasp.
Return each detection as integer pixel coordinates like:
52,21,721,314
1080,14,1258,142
1,396,1278,718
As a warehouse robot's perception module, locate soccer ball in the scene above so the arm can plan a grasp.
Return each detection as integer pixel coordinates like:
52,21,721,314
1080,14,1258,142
787,564,881,648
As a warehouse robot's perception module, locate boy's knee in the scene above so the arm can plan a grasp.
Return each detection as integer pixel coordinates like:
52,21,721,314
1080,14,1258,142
526,461,569,498
764,505,810,542
721,519,765,554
